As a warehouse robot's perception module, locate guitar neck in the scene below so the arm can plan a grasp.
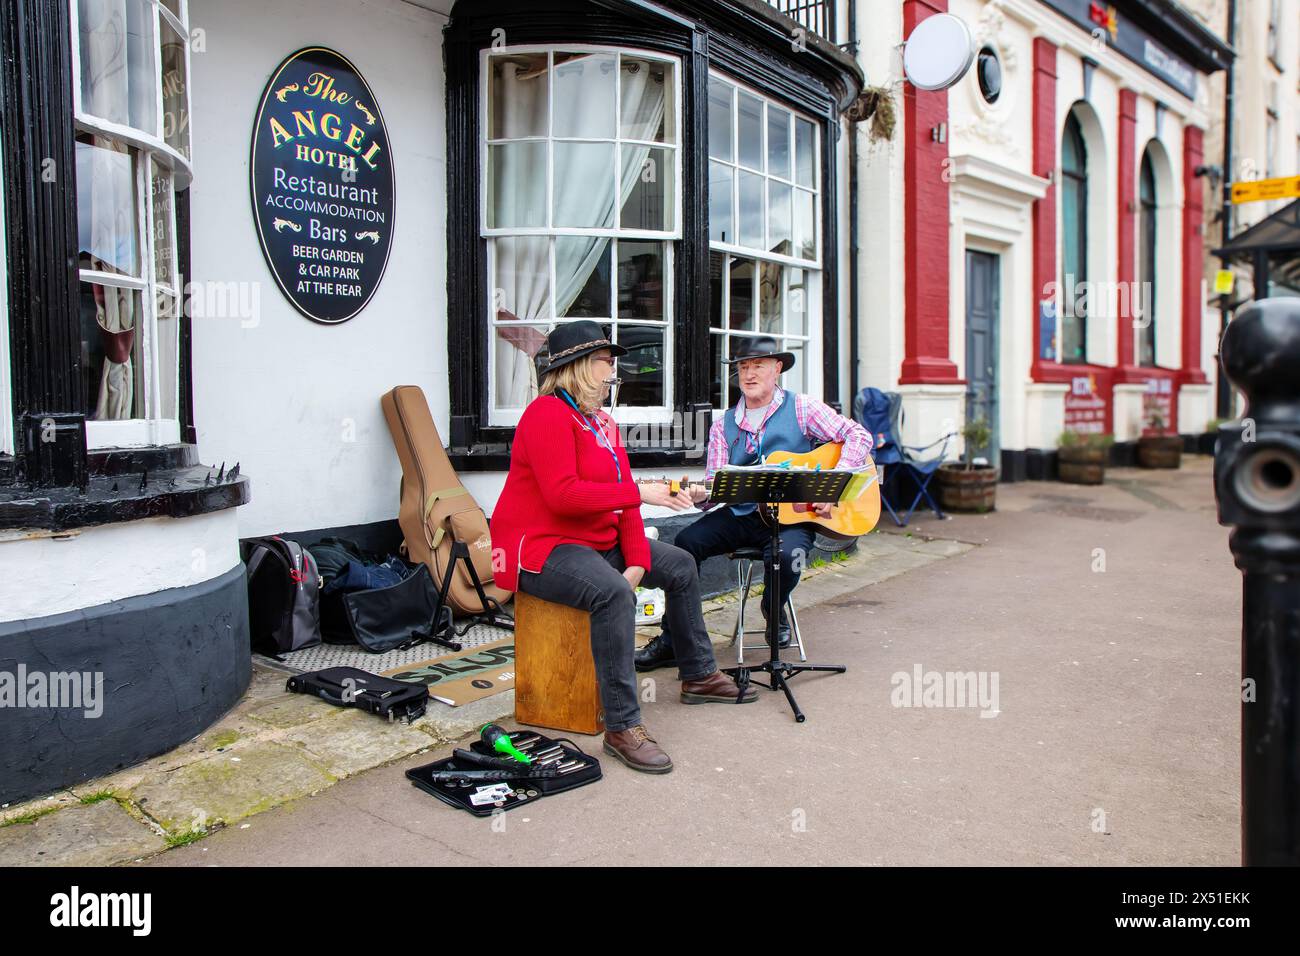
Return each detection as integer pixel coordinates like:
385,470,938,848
635,477,712,493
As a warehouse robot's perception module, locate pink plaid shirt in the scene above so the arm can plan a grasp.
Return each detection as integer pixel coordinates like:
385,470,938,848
704,388,874,484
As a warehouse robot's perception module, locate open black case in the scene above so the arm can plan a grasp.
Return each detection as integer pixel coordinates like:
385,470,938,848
406,731,601,815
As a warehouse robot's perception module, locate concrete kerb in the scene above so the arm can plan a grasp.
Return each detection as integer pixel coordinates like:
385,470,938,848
0,529,968,865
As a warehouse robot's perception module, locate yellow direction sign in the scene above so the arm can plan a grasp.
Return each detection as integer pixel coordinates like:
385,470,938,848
1231,176,1300,204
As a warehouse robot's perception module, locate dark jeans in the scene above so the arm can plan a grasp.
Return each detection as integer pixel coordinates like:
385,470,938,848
663,507,817,644
517,539,718,733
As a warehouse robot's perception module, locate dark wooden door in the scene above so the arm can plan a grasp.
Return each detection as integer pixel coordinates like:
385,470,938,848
965,250,1000,464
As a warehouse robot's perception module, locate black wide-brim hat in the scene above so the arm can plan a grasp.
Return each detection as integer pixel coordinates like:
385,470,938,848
725,335,796,373
540,319,627,375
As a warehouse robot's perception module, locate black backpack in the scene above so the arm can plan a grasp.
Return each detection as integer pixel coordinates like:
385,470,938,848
243,536,323,655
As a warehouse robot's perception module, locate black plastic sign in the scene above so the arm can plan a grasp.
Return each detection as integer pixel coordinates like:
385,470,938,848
250,47,395,324
1037,0,1199,99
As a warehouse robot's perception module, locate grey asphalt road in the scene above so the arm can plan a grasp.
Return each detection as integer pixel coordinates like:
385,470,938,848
149,458,1238,866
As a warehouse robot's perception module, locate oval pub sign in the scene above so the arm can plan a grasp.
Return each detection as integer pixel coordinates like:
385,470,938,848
251,48,395,324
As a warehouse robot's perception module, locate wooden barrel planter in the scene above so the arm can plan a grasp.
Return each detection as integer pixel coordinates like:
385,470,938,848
936,464,999,513
1138,435,1183,469
1058,445,1107,484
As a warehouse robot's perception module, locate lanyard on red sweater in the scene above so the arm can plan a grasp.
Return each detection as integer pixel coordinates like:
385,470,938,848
557,388,622,484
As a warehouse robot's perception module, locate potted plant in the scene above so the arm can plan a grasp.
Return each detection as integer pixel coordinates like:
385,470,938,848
936,418,999,513
1137,405,1182,469
1057,431,1114,485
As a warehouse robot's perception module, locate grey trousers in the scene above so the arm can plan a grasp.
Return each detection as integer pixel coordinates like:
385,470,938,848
517,539,718,732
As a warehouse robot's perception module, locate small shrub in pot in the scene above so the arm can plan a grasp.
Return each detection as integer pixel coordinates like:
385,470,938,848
1057,431,1114,485
936,418,998,513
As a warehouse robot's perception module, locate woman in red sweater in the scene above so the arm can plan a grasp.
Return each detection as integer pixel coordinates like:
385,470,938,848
492,320,754,773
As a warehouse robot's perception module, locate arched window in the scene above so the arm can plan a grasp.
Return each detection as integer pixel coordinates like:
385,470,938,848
1138,149,1157,367
1060,112,1088,364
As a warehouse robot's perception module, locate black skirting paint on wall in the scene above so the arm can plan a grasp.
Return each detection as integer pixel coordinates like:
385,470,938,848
999,448,1028,483
0,563,252,806
1024,449,1059,482
645,512,854,601
278,518,405,559
272,513,849,603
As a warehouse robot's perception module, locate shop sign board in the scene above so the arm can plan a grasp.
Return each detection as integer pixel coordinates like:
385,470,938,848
1064,372,1107,434
250,47,395,324
1038,0,1200,99
1143,376,1174,434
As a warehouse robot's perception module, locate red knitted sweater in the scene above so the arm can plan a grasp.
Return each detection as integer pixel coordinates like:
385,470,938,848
490,395,650,592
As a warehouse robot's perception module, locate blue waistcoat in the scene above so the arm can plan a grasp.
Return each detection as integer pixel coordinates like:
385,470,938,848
721,391,811,515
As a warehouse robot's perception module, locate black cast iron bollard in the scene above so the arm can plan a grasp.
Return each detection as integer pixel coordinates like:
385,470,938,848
1215,297,1300,866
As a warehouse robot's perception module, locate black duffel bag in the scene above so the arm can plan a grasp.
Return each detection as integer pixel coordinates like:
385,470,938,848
337,562,454,654
311,537,381,644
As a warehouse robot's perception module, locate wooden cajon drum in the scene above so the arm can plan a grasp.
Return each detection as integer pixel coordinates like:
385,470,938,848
514,592,605,735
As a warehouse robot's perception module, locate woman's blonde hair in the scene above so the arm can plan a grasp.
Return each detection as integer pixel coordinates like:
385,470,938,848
539,352,606,415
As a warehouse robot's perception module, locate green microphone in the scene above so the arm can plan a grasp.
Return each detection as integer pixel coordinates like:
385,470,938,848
480,724,532,764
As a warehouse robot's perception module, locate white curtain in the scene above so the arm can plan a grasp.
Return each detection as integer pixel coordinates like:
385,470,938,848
79,0,156,130
492,55,666,409
79,0,150,420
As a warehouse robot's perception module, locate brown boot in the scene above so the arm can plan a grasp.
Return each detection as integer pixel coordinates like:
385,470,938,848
681,670,758,704
603,724,673,774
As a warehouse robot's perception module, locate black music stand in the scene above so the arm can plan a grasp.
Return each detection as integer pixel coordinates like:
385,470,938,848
709,466,851,722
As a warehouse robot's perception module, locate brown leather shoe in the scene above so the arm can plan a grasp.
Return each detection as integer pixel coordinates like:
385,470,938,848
603,724,673,774
680,670,758,704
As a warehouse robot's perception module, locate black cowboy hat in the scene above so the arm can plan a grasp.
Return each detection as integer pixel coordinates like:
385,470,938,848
539,320,627,375
724,335,796,373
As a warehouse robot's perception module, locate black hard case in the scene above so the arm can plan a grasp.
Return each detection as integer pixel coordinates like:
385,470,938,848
285,666,429,722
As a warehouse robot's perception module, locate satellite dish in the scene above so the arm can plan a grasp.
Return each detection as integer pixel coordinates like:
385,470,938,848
903,14,976,91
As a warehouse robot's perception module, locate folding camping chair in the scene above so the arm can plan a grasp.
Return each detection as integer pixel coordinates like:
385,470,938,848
853,387,954,527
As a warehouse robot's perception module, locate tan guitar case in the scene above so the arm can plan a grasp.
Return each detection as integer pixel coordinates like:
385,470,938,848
381,385,512,615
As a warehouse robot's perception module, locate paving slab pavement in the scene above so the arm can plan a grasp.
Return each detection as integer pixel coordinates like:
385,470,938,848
139,456,1239,866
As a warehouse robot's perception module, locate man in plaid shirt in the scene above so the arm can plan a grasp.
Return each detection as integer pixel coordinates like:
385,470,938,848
636,337,873,671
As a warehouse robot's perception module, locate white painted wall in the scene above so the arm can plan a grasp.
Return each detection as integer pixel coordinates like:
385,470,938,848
853,0,906,394
188,0,451,537
0,509,241,623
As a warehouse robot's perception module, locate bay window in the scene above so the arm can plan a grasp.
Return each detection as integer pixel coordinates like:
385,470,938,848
707,74,820,409
444,1,858,466
482,47,681,425
70,0,191,447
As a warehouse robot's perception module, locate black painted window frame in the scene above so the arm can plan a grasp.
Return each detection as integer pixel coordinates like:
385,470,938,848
444,0,843,470
1,0,198,489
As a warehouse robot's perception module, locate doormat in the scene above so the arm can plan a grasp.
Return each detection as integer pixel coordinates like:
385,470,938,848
381,638,516,706
265,621,512,676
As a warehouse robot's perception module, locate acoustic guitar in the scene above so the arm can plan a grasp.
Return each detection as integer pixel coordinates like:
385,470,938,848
638,442,882,540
